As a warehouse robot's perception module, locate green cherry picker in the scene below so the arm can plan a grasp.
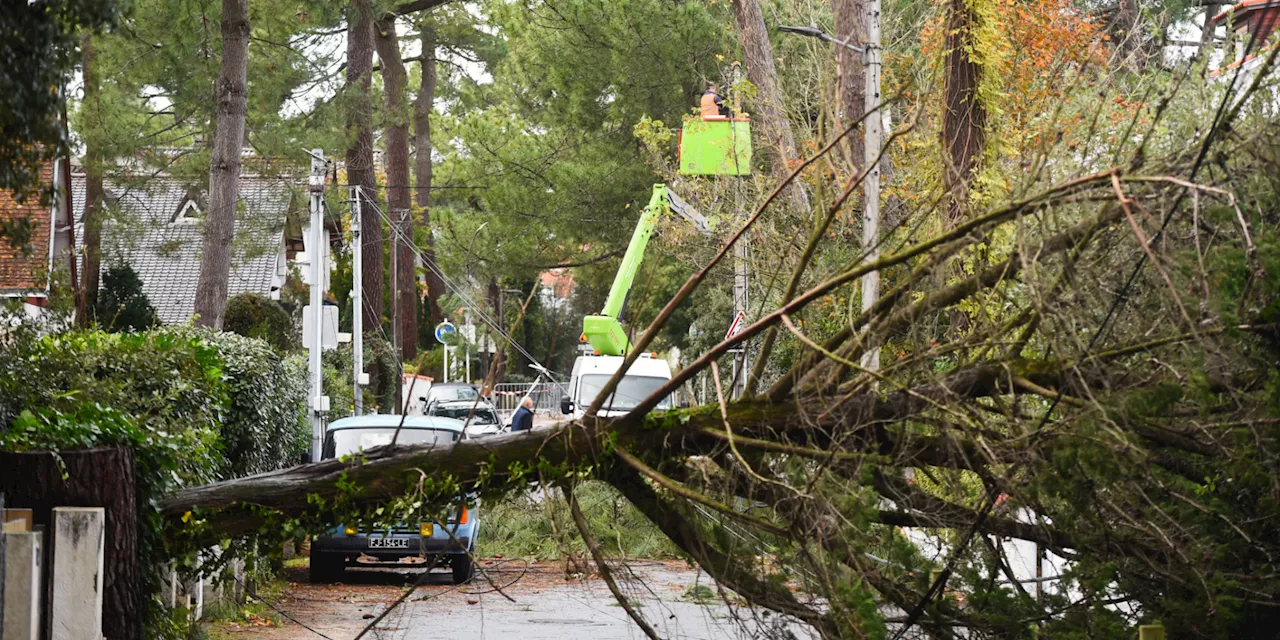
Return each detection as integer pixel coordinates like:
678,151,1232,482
560,87,752,418
561,185,710,418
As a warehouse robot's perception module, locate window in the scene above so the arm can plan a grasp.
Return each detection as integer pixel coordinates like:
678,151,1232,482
172,199,201,224
324,427,457,460
578,375,673,411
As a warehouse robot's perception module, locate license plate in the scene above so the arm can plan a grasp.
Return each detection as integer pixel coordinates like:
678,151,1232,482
368,537,409,549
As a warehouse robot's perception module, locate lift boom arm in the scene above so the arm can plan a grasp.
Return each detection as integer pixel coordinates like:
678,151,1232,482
583,185,709,356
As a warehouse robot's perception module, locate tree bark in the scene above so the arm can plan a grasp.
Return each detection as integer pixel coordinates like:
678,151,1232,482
488,280,506,382
347,0,382,351
830,0,866,142
1115,0,1142,70
194,0,250,329
79,32,104,326
729,0,811,215
414,21,445,329
1199,3,1220,58
1,447,141,640
941,0,986,224
375,16,417,362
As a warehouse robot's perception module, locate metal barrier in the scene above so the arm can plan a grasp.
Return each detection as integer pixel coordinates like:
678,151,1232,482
492,382,562,417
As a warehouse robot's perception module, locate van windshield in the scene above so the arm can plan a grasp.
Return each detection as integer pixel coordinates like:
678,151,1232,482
430,386,480,402
579,375,673,411
324,427,458,459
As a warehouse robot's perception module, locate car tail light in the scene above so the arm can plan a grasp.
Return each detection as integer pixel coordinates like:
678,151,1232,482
458,507,470,525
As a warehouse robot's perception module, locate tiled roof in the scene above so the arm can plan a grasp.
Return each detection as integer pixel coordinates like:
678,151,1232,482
72,173,297,324
0,162,54,294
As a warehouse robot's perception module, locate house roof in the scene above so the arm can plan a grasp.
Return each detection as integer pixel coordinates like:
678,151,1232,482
73,172,298,324
0,162,55,295
1212,0,1280,26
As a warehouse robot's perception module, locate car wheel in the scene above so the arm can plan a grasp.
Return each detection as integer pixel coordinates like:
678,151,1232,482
309,545,345,583
450,553,475,585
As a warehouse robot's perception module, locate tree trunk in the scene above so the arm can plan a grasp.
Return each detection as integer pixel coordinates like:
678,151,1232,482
488,280,506,383
941,0,986,224
347,0,383,393
194,0,250,329
414,21,445,329
1115,0,1142,70
375,16,417,362
79,34,103,327
1,447,141,640
1200,3,1220,59
729,0,810,215
830,0,866,144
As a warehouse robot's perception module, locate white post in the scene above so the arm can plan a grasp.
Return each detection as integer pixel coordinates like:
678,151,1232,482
2,531,42,640
308,149,326,458
860,1,883,373
443,345,450,384
49,508,104,640
352,187,364,416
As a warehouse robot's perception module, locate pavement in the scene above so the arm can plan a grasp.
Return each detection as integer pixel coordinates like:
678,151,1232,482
211,559,815,640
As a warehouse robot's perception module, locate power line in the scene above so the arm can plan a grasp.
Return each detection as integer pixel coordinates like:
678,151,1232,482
356,186,563,381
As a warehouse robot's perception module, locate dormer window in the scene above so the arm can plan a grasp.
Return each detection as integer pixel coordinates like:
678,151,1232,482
173,198,201,224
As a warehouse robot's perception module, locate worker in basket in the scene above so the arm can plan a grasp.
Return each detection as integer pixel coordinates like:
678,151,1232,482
700,84,731,119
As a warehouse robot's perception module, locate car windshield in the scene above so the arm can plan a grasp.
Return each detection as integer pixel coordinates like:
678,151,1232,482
431,386,480,402
432,406,499,425
325,427,458,459
579,375,673,411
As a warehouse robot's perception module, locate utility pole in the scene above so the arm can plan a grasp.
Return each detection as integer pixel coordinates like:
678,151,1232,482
731,63,750,400
860,0,883,373
307,149,327,459
390,210,404,413
352,187,364,416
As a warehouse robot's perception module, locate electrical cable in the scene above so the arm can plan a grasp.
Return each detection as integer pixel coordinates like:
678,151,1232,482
357,186,565,384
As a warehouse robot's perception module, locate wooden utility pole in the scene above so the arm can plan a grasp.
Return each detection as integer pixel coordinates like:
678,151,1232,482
861,0,882,372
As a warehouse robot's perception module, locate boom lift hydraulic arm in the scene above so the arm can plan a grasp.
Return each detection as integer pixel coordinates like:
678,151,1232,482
583,184,710,356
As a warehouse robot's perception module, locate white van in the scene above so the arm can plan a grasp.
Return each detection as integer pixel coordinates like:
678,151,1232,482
560,353,675,418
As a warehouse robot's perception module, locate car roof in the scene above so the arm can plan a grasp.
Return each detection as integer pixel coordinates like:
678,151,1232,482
430,382,478,389
326,415,466,433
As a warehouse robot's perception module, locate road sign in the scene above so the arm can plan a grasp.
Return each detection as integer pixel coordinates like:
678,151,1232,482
435,321,456,344
724,310,745,341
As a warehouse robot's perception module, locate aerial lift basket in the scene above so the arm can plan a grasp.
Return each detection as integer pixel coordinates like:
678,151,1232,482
678,116,752,176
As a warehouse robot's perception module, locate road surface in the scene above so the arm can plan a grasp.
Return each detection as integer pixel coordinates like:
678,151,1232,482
211,559,815,640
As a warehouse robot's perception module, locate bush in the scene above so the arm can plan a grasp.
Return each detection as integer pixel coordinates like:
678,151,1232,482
223,292,297,352
96,264,158,332
0,326,309,483
199,329,309,477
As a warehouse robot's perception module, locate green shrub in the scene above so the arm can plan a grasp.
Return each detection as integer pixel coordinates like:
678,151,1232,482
199,329,309,477
96,264,158,332
0,326,309,482
223,293,297,352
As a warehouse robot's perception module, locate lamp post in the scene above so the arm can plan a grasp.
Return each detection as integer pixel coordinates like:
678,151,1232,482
778,16,883,372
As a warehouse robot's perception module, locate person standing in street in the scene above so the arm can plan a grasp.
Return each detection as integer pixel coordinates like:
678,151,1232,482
510,396,534,432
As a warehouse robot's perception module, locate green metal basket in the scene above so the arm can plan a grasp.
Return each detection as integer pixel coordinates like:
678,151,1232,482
679,117,752,176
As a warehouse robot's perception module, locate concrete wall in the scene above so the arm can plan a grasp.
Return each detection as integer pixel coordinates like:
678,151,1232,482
49,507,104,640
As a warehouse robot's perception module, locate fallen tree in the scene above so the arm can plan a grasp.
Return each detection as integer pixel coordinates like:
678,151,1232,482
159,44,1280,640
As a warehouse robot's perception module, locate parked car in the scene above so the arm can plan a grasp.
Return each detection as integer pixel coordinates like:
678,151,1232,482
309,415,479,584
422,382,485,413
426,399,505,436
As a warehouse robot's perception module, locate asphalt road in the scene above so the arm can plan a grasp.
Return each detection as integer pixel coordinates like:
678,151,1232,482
212,559,815,640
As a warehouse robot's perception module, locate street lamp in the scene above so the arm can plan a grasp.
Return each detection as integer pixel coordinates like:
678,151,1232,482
777,25,865,53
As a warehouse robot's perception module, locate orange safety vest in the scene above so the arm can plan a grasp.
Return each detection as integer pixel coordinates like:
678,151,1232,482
700,91,721,118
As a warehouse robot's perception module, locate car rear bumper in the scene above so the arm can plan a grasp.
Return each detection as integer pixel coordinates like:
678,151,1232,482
312,534,473,559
